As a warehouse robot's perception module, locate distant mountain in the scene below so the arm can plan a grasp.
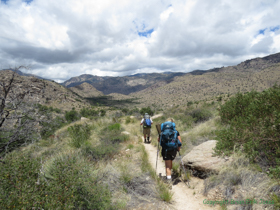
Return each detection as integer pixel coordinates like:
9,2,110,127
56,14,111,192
62,72,187,95
69,82,104,98
130,52,280,108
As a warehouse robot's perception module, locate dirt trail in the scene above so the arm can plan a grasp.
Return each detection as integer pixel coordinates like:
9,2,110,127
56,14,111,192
142,114,219,210
143,141,219,210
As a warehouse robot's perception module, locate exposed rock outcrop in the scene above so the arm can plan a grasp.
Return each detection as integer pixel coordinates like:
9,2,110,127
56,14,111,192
0,70,90,111
182,140,232,178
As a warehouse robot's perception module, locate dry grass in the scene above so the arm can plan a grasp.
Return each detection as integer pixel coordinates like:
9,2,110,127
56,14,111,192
180,116,220,154
204,152,280,210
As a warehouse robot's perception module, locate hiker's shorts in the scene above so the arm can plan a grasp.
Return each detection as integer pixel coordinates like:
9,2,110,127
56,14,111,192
143,127,151,135
161,149,177,161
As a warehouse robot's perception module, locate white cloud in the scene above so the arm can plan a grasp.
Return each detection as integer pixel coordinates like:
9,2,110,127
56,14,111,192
0,0,280,81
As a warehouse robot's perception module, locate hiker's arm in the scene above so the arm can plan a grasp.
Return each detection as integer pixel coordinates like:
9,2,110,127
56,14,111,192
178,136,182,151
178,136,182,144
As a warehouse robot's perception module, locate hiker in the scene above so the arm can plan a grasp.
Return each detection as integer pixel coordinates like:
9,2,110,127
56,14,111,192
140,113,153,143
158,118,182,184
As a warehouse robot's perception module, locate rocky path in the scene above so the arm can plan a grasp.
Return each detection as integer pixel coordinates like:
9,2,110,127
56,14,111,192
142,114,219,210
143,141,218,210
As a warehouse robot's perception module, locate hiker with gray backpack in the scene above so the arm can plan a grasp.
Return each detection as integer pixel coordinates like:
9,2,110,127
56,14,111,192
157,118,182,187
140,113,153,143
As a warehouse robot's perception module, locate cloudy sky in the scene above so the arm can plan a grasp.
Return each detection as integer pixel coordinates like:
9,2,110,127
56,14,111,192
0,0,280,82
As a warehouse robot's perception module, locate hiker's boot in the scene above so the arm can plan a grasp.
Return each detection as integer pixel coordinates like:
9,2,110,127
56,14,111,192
147,136,149,143
144,139,147,143
166,179,172,189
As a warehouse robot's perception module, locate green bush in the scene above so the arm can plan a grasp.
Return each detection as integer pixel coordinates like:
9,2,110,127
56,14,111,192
100,109,106,117
80,108,98,117
36,104,61,113
83,143,119,161
65,109,79,122
215,85,280,169
187,101,193,106
108,123,121,131
125,117,131,124
0,152,115,209
68,124,91,148
187,108,212,123
121,108,129,115
140,107,154,116
40,117,66,139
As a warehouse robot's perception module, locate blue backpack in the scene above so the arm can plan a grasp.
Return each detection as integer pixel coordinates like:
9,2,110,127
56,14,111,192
160,121,179,151
145,118,151,127
143,114,151,128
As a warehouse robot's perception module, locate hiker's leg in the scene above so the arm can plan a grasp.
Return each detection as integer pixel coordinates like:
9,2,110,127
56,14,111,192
143,128,147,142
147,128,150,141
165,160,172,177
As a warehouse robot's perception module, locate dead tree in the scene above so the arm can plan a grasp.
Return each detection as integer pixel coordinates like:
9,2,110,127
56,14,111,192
0,67,43,156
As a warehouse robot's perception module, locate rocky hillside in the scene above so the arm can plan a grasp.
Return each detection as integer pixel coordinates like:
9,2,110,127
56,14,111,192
69,82,104,98
62,72,186,95
130,52,280,108
0,70,91,111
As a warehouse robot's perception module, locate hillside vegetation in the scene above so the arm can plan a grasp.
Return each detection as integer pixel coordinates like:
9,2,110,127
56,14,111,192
1,52,280,209
130,53,280,109
1,85,280,209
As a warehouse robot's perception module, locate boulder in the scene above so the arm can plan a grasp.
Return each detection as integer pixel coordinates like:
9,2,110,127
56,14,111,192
182,140,231,177
121,131,130,135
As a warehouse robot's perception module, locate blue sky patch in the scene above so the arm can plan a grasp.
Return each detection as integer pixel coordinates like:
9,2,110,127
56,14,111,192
138,29,154,37
270,25,280,32
1,0,33,4
258,25,280,35
258,28,267,35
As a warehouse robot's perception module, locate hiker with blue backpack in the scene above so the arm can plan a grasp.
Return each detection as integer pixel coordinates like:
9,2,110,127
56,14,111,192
157,118,182,186
140,113,153,143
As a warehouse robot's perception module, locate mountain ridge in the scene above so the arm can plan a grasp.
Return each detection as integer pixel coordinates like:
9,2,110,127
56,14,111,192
61,72,187,95
62,52,280,96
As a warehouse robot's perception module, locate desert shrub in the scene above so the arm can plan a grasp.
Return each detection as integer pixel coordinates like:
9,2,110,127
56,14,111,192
68,124,91,148
178,115,194,128
82,136,127,161
108,123,121,131
125,117,131,124
80,108,98,117
82,122,128,161
0,152,114,209
215,85,280,171
187,108,212,123
187,101,193,106
121,108,129,115
65,109,79,122
40,116,66,139
128,107,140,115
139,107,154,116
36,104,61,113
82,141,119,160
100,109,106,117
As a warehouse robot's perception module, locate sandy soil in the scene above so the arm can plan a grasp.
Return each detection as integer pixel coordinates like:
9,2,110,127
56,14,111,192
143,140,219,210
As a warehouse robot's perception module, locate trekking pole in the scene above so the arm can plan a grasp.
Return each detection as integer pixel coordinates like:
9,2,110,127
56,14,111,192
155,124,162,175
156,133,162,174
178,151,190,186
